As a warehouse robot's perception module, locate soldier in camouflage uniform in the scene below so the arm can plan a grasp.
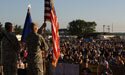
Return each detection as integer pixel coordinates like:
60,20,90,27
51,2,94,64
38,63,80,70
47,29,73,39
26,22,48,75
1,22,20,75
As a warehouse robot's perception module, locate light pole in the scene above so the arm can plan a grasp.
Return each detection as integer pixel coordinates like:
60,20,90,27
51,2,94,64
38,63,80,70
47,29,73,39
107,25,110,33
103,25,105,33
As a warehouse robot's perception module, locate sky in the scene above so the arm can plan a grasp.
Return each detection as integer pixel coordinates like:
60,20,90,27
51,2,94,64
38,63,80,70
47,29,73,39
0,0,125,32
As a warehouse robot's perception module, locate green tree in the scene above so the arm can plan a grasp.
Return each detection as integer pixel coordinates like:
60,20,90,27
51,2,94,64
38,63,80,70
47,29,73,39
67,19,97,35
14,25,23,35
45,28,51,35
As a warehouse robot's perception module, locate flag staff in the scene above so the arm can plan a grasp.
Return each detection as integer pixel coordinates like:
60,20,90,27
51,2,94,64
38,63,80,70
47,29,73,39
38,0,47,36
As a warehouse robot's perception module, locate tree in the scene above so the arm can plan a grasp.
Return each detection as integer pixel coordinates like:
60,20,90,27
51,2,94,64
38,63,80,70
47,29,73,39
67,19,97,35
45,28,51,35
14,25,23,35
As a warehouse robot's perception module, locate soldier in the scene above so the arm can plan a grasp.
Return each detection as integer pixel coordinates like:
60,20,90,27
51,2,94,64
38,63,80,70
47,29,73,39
1,22,20,75
26,22,48,75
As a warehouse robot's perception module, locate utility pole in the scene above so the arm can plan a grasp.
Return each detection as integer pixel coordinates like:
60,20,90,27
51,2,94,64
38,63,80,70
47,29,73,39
107,25,110,33
112,23,113,32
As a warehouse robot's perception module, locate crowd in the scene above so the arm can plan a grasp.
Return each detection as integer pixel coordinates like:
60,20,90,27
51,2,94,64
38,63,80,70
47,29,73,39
54,37,125,66
46,37,125,75
18,34,125,75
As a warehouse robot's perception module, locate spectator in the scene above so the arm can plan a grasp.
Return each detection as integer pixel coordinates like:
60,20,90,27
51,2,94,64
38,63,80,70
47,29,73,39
97,59,113,75
82,58,92,75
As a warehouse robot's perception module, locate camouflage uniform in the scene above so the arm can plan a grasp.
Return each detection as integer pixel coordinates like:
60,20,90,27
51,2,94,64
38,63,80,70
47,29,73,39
0,32,3,75
1,32,20,75
26,32,48,75
0,32,3,65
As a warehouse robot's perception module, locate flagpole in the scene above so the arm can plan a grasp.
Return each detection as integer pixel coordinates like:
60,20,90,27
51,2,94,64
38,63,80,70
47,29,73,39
38,0,47,36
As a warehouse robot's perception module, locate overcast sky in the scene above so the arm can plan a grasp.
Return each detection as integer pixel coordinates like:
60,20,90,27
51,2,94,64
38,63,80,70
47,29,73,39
0,0,125,32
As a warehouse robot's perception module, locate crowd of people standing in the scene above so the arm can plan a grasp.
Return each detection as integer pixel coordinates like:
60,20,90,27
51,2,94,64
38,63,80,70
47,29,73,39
46,36,125,75
55,37,125,66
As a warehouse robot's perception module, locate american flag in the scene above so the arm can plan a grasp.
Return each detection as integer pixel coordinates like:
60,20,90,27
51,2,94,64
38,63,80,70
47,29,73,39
44,0,60,67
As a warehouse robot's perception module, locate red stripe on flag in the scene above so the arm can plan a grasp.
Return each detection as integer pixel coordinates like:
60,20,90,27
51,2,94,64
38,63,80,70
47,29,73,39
44,0,60,67
51,10,60,67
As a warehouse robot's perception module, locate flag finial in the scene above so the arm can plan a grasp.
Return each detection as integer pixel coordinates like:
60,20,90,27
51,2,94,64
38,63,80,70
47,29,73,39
28,4,31,12
28,4,31,9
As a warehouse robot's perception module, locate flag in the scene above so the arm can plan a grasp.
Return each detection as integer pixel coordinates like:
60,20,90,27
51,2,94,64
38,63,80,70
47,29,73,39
21,7,32,42
44,0,60,67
